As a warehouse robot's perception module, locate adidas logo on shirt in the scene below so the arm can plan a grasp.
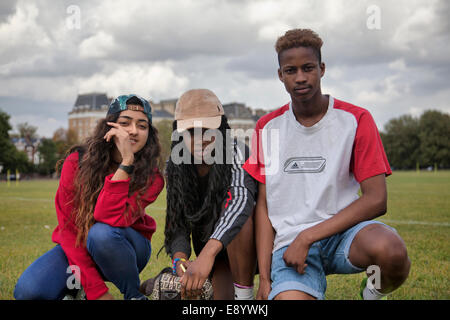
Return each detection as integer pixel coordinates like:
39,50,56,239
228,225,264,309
284,157,326,173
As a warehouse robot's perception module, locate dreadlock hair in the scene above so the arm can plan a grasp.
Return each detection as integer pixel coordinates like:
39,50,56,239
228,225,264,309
163,115,232,256
56,102,161,247
275,28,323,65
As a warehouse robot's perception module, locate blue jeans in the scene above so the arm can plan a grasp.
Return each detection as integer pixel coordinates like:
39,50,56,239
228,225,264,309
14,223,151,300
269,221,396,300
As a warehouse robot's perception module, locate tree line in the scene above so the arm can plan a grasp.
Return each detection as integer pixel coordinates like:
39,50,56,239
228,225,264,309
1,108,449,177
0,110,79,175
380,110,450,170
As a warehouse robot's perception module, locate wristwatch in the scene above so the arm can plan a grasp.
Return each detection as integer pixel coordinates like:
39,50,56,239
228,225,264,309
119,164,135,174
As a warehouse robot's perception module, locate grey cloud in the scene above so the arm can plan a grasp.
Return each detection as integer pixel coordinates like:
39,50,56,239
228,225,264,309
1,52,103,78
225,47,278,79
0,95,72,117
0,0,261,69
315,0,450,71
0,0,448,138
100,18,259,62
0,0,17,23
0,95,72,137
407,64,450,95
0,1,102,77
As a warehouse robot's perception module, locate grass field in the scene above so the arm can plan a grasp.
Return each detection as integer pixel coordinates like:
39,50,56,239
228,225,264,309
0,171,449,300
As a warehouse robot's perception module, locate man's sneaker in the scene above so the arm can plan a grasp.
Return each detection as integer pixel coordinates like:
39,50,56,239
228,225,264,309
359,277,387,300
359,277,368,299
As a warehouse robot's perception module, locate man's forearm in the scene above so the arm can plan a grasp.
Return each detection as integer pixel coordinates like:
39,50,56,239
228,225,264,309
255,183,274,280
256,217,274,281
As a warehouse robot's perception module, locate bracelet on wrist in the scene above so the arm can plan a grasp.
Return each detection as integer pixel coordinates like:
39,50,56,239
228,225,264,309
172,258,186,274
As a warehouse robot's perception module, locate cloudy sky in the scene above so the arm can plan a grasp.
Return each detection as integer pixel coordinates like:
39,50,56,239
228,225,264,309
0,0,449,137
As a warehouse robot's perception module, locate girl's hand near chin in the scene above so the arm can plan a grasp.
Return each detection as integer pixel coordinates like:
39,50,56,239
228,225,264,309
104,122,134,164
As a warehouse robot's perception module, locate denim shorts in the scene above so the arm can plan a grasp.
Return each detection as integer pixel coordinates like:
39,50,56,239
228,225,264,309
268,220,396,300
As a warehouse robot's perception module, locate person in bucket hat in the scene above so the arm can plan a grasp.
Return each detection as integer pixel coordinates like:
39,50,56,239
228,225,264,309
159,88,258,300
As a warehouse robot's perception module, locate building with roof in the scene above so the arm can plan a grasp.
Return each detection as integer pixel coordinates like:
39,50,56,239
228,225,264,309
222,102,266,142
152,98,178,115
150,98,177,122
152,109,174,121
68,93,110,142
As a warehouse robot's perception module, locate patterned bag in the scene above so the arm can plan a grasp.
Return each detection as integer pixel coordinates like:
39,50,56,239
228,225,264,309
139,267,213,300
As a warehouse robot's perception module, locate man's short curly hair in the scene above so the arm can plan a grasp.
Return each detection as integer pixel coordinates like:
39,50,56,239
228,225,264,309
275,29,323,65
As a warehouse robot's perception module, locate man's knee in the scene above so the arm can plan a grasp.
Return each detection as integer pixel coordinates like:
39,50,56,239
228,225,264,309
366,228,410,277
381,236,410,277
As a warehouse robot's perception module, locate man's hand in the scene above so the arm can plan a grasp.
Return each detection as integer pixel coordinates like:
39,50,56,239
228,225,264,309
282,232,311,274
256,278,271,300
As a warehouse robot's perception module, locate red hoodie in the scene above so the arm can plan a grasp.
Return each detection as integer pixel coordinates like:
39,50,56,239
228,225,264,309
51,152,164,300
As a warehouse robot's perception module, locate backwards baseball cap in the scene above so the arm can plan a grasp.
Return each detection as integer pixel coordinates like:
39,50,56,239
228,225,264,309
107,94,152,124
175,89,224,132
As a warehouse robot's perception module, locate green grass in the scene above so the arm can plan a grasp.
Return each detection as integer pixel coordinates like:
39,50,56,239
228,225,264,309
1,171,449,299
326,171,450,300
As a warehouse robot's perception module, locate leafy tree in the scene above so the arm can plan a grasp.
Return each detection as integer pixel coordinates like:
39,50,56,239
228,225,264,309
153,119,173,169
0,110,12,138
52,127,79,160
418,110,450,168
37,138,58,175
0,110,13,164
381,115,420,169
381,110,450,170
0,110,32,173
16,122,39,166
17,122,38,144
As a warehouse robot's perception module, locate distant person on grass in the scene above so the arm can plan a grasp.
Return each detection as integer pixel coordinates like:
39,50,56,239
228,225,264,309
14,94,164,300
243,29,411,300
161,89,257,299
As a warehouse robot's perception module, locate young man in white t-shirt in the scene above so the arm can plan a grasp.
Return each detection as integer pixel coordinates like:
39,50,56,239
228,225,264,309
243,29,411,300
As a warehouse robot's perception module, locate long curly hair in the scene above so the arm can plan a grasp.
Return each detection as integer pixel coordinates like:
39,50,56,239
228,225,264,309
56,112,161,247
163,115,232,255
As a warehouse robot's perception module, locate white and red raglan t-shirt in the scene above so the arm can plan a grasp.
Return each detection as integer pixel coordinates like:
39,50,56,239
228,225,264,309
243,96,392,252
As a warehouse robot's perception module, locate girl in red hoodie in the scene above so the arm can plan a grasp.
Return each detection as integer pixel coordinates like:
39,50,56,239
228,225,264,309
14,94,164,300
